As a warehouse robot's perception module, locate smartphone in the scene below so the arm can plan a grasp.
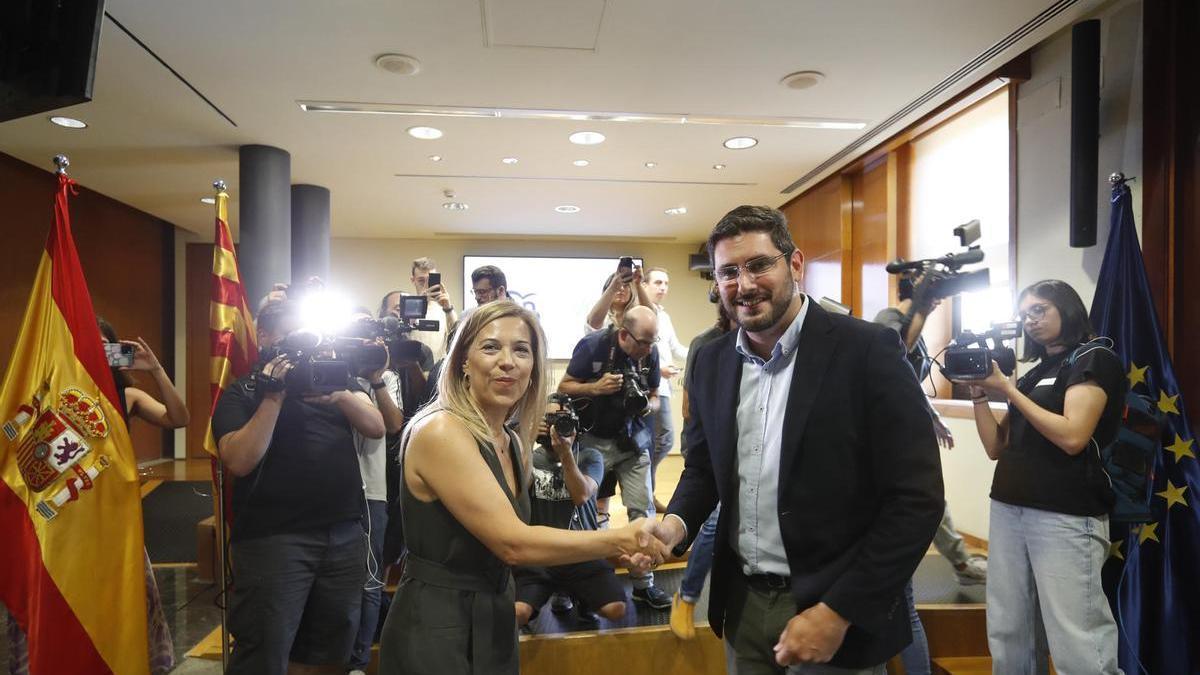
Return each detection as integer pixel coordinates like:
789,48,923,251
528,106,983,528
104,342,135,368
617,256,634,280
427,272,441,290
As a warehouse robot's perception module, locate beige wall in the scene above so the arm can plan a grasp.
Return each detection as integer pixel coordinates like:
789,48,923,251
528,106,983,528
330,236,719,437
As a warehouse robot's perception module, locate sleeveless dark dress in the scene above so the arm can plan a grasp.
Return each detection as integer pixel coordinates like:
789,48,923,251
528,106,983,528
378,426,530,675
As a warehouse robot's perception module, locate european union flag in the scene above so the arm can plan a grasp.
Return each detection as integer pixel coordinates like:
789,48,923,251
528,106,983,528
1094,176,1200,674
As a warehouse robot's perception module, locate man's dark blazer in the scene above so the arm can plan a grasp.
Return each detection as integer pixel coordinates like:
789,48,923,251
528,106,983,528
667,301,944,668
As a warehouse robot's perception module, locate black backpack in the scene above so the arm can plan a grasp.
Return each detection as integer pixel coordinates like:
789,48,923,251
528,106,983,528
1059,343,1167,524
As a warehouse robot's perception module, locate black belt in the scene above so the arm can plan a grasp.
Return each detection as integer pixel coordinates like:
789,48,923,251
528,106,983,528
745,572,791,591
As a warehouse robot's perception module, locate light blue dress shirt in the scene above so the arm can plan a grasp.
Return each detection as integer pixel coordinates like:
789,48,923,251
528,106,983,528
733,295,810,576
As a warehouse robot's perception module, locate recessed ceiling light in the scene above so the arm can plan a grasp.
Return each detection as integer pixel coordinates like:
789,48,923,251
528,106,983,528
665,207,688,215
555,205,581,214
572,159,590,167
442,201,469,210
779,70,825,90
644,161,657,168
49,116,87,129
407,126,443,140
501,157,519,165
569,131,605,145
374,53,422,76
428,154,442,161
723,136,757,150
713,163,726,170
200,197,216,205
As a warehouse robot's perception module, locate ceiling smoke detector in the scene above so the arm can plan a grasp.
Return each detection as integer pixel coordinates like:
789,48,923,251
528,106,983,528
779,70,825,90
374,53,422,76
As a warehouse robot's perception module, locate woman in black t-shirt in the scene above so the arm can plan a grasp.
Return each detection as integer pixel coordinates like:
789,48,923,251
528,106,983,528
955,280,1123,674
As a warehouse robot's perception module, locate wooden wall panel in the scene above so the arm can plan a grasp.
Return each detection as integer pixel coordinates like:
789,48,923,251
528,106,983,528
781,173,845,302
0,152,174,461
851,157,891,318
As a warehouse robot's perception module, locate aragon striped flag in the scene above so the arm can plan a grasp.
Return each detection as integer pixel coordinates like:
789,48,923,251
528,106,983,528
0,169,150,674
204,183,257,456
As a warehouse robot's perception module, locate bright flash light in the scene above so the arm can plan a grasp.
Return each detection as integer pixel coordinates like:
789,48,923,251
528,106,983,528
297,290,353,337
960,284,1013,333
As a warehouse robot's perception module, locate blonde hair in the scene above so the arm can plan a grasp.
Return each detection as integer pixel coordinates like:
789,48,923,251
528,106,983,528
404,300,547,486
603,272,639,326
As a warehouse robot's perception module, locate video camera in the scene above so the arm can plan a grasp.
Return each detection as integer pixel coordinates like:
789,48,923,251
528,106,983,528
886,219,991,304
940,321,1021,381
537,393,580,447
378,295,440,364
259,331,388,395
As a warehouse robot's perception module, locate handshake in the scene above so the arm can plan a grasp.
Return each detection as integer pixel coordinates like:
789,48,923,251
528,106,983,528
613,516,687,573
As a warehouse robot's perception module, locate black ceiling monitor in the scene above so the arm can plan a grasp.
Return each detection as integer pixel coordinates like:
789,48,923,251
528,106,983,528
0,0,105,123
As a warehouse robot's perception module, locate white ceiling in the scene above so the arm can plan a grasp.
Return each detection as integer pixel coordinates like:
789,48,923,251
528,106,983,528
0,0,1101,242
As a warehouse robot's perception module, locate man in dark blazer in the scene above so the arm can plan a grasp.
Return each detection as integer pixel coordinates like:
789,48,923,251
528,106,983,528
640,206,944,674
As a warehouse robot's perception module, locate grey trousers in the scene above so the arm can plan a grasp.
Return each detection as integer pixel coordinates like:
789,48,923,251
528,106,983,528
933,505,971,567
723,573,886,675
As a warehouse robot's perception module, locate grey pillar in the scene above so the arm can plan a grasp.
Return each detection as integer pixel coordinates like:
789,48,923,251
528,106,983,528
291,184,331,283
238,145,291,308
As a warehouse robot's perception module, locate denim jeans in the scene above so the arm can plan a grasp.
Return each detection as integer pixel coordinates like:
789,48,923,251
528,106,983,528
349,499,388,669
898,580,930,675
583,433,655,588
987,500,1121,675
680,504,720,603
650,395,674,489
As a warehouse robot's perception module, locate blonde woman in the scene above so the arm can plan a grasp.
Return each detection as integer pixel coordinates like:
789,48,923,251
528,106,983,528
584,266,640,334
378,301,667,675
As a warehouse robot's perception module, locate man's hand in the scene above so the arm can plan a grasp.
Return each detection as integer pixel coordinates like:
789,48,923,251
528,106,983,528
773,603,850,666
302,389,348,406
260,355,294,400
369,342,392,383
621,516,684,573
591,373,623,396
428,283,452,310
549,426,576,459
660,364,680,380
933,415,955,450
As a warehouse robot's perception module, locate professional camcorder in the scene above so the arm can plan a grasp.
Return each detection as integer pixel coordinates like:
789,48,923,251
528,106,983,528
259,331,388,395
537,393,580,447
886,219,991,304
940,321,1021,381
376,295,440,364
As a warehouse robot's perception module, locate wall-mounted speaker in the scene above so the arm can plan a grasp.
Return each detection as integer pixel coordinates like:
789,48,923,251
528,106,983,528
1070,19,1101,247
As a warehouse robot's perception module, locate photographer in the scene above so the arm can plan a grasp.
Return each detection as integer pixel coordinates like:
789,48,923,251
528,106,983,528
953,279,1123,674
408,257,458,364
345,309,405,675
513,397,627,630
584,262,640,334
211,301,385,675
558,305,671,609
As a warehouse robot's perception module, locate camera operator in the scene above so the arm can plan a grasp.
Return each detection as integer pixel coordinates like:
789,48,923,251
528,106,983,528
211,300,386,675
408,257,458,364
952,279,1123,674
345,309,405,675
872,274,986,675
513,398,628,630
558,305,671,609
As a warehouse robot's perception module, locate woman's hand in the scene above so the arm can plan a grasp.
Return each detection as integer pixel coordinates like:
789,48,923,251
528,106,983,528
124,337,162,372
951,361,1012,400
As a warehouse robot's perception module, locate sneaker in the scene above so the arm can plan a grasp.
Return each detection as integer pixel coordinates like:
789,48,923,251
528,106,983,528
632,584,672,610
349,671,367,675
955,555,988,585
549,592,574,614
669,592,696,640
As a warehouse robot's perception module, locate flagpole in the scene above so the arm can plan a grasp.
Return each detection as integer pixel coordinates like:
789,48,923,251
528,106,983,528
54,154,69,175
213,178,231,673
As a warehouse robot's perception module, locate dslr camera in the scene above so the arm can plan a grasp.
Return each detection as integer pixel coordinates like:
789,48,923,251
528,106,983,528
538,393,580,447
886,219,991,304
940,322,1021,380
613,363,651,417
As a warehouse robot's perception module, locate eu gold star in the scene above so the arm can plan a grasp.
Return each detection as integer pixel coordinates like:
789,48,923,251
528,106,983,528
1127,363,1149,389
1109,539,1124,560
1156,480,1189,511
1166,435,1196,463
1138,522,1160,544
1158,390,1180,416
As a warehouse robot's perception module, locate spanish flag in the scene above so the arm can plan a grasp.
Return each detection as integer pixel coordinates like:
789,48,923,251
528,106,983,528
0,172,149,673
204,185,257,456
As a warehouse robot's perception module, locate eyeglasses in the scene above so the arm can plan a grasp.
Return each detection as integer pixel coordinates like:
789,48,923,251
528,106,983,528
625,332,660,347
472,287,497,299
1019,303,1052,322
714,252,790,283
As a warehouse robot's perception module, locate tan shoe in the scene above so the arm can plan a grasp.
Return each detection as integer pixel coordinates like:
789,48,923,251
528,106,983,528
669,592,696,640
